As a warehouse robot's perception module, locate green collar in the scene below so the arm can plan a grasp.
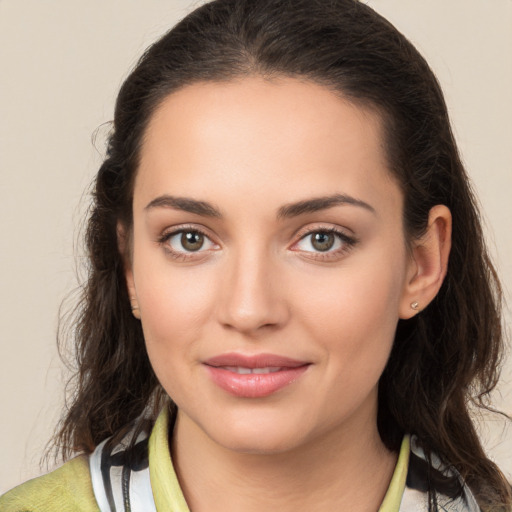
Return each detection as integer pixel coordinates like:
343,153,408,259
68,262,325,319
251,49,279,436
149,408,409,512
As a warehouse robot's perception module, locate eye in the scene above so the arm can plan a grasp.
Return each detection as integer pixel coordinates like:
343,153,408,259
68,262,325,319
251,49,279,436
293,228,357,256
161,228,217,255
302,231,337,252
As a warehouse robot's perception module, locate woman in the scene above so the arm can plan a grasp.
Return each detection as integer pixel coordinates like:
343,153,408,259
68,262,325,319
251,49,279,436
1,0,510,510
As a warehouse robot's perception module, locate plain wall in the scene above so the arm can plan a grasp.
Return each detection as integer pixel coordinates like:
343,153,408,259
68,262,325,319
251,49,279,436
1,0,511,494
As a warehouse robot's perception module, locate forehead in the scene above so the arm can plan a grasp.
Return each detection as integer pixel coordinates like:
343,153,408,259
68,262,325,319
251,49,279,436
135,77,400,217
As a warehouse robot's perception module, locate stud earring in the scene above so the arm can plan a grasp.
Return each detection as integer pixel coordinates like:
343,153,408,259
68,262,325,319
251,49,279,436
410,301,419,310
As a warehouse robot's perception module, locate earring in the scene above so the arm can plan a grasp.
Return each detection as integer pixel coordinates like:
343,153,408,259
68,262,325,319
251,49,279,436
410,301,419,310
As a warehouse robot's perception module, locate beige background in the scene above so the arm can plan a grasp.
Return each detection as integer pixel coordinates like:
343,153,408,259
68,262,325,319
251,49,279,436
0,0,511,494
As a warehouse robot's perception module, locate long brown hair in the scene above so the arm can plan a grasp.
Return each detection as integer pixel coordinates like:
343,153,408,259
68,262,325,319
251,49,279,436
54,0,511,508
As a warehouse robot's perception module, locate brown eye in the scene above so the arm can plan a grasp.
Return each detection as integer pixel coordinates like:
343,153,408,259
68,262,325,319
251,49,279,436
164,229,216,255
181,231,204,251
311,232,335,252
293,228,356,257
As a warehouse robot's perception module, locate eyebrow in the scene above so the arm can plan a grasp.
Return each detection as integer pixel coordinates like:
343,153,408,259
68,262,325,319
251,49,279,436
277,194,376,219
145,195,222,217
144,193,375,219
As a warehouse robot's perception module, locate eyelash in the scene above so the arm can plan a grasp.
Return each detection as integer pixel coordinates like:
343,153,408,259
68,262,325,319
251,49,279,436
158,225,358,262
158,225,216,262
291,227,358,261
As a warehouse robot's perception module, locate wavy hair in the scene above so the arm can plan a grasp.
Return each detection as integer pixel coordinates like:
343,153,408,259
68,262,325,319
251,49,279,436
54,0,511,508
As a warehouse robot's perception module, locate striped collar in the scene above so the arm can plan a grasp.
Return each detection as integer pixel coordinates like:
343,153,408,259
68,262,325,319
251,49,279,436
90,407,480,512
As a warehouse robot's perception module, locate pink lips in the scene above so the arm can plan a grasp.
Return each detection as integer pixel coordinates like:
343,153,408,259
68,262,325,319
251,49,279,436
203,353,310,398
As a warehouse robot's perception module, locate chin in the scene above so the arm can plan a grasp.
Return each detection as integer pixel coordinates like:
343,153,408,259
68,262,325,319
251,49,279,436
203,410,318,455
215,430,302,455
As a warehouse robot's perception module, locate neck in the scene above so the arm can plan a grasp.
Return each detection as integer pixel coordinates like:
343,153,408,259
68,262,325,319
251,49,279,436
170,403,398,512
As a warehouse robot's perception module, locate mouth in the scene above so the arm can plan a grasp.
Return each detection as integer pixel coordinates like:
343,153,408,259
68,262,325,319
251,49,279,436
203,353,311,398
217,366,284,374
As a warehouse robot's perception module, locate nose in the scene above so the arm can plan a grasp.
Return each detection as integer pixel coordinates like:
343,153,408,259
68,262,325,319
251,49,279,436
216,248,289,335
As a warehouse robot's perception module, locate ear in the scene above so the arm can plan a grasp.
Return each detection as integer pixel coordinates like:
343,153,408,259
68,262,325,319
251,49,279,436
399,205,452,319
117,221,141,320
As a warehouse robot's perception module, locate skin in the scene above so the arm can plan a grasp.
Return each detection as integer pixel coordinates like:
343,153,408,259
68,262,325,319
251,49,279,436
123,77,451,512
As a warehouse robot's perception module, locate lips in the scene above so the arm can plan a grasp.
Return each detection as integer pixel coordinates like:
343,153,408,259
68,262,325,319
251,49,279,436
203,353,310,398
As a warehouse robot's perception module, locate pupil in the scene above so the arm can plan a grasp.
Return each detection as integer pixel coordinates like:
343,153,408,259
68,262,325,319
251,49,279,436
312,232,334,251
181,232,204,251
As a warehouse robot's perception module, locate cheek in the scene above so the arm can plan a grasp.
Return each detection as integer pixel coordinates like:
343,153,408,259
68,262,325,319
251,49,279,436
292,247,407,373
296,273,402,420
133,256,218,377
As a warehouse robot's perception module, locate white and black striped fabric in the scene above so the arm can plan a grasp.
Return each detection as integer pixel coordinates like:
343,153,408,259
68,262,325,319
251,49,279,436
89,423,156,512
90,426,481,512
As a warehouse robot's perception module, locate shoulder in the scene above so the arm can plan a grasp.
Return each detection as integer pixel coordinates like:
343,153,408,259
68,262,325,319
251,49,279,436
0,455,99,512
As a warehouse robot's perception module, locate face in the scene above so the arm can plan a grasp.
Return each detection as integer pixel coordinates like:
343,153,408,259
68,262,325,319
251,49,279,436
126,77,415,454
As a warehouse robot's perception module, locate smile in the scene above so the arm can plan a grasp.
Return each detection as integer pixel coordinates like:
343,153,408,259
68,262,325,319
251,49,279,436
221,366,283,374
203,353,310,398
